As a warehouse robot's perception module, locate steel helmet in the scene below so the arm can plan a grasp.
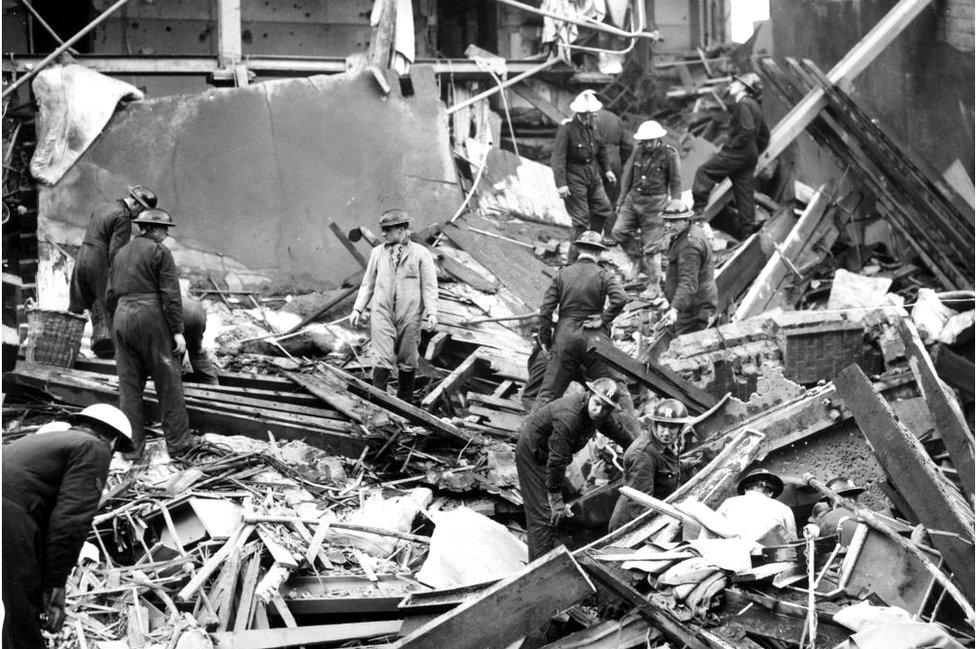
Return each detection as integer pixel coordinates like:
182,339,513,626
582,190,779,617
661,200,695,220
569,90,603,114
737,468,784,498
126,185,158,211
634,120,667,141
732,72,762,97
585,377,622,410
574,230,608,251
132,208,176,227
649,398,689,445
825,476,865,499
69,403,134,452
379,209,410,229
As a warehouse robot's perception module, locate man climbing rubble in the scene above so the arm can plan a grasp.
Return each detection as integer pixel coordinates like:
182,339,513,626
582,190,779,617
691,73,769,237
612,120,681,302
351,209,438,403
661,201,717,335
68,185,157,358
515,377,636,561
106,208,199,460
533,230,629,409
551,91,616,261
608,398,691,531
2,404,133,648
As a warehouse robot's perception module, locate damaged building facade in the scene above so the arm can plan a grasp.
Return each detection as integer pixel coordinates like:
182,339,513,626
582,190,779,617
1,0,974,648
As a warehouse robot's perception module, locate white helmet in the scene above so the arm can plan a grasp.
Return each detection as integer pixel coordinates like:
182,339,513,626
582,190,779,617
70,404,134,452
569,90,603,114
634,120,667,141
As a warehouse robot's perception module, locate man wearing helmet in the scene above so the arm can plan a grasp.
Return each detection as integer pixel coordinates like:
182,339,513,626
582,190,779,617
661,202,717,334
351,209,438,403
515,377,636,560
106,208,196,460
807,476,865,546
691,73,769,238
2,404,133,646
713,468,797,545
608,398,689,531
551,91,617,261
534,230,628,408
612,120,681,302
68,186,157,358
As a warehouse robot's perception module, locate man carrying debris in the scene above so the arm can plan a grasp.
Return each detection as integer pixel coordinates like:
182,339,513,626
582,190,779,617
516,377,636,560
608,399,690,531
551,91,616,261
2,404,134,647
661,201,717,335
715,469,797,545
68,186,157,358
534,231,628,408
351,209,438,403
182,296,219,385
106,208,198,460
691,73,769,238
612,120,681,301
807,476,865,546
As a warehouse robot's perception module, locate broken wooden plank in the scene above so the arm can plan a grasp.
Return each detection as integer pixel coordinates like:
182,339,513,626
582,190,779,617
329,221,369,269
510,81,569,125
284,370,392,427
399,546,596,649
833,363,975,601
178,523,254,603
421,348,489,412
322,364,474,446
896,319,975,498
714,233,764,315
586,336,716,414
212,620,402,649
233,551,262,632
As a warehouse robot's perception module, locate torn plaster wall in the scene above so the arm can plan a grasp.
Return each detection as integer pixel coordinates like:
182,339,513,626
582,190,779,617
36,66,459,306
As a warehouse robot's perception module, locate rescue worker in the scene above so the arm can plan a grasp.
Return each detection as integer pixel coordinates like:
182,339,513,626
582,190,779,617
106,208,197,460
590,95,633,242
515,377,636,560
68,186,158,358
807,476,865,546
714,469,798,545
182,296,219,385
612,120,681,301
691,73,769,238
534,230,628,408
661,201,717,335
608,398,689,531
521,333,550,411
551,91,616,261
350,209,438,403
2,404,134,648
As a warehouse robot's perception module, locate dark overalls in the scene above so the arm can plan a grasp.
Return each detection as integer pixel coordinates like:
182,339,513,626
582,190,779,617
608,433,681,531
593,109,633,237
664,223,717,334
182,297,218,385
106,235,192,457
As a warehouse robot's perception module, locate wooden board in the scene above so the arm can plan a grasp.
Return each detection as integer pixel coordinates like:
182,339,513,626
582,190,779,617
399,546,596,649
212,620,402,649
833,363,975,600
284,370,393,427
421,348,489,412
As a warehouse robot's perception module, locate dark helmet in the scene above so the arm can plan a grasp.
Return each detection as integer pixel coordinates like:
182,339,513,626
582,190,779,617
379,209,410,229
132,208,176,228
737,468,784,498
126,185,158,211
575,230,608,251
825,476,865,499
733,72,763,97
585,377,622,410
649,398,689,445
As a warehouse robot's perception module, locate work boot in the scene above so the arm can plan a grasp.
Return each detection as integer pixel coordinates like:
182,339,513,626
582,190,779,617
372,367,391,392
396,370,416,404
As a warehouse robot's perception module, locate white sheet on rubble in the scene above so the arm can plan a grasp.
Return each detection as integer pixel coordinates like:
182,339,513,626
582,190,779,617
416,506,527,588
328,487,432,557
30,64,144,185
826,269,897,320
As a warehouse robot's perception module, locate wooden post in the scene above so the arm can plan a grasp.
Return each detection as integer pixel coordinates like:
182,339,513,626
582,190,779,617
833,363,975,601
217,0,242,69
367,0,397,69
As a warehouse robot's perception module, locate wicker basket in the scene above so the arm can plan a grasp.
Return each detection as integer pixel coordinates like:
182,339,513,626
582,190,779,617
25,309,87,367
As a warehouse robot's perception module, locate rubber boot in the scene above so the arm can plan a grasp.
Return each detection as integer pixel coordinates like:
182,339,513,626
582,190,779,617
372,367,391,392
397,369,416,404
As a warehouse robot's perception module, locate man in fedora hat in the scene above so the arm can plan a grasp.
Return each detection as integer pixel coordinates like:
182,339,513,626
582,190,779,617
551,91,616,261
661,201,717,335
714,468,797,545
609,398,691,531
351,209,438,403
691,72,769,238
515,377,636,560
106,208,197,460
2,403,133,646
808,476,865,545
68,186,158,358
534,231,629,409
612,120,681,301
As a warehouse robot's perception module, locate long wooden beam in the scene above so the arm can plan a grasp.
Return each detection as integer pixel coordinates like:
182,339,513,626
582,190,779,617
701,0,936,221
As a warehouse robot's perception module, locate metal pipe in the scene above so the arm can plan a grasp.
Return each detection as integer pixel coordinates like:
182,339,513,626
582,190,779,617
2,0,136,100
445,56,564,115
491,0,655,41
18,0,79,54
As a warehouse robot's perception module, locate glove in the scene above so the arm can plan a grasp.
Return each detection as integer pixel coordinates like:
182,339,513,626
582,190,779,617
349,310,361,327
663,308,678,326
557,186,571,199
425,313,438,328
582,314,604,329
172,333,186,355
605,171,617,185
537,327,552,352
548,492,573,527
41,586,66,633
